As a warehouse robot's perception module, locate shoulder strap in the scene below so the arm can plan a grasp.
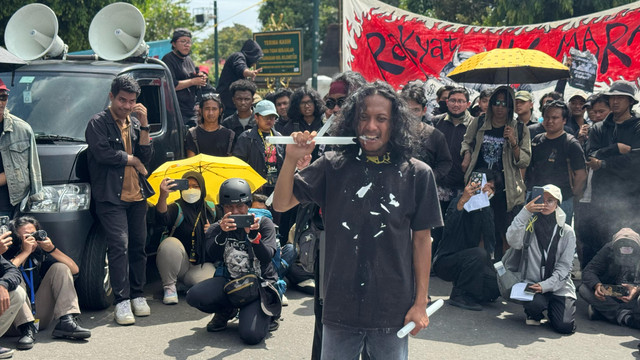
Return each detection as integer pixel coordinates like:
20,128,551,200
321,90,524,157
226,129,235,155
517,121,524,142
168,203,184,237
189,127,200,154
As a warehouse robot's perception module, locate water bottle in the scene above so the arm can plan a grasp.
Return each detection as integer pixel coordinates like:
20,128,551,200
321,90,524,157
494,261,506,276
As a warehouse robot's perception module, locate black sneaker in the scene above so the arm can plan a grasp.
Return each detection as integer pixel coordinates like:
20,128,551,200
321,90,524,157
448,295,482,311
52,315,91,340
17,321,36,350
206,308,238,332
268,318,280,332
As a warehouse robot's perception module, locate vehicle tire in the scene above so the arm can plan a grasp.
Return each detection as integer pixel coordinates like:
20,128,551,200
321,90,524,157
77,226,113,310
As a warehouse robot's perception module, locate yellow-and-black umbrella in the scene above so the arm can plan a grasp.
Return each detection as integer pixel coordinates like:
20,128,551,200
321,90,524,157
447,48,569,84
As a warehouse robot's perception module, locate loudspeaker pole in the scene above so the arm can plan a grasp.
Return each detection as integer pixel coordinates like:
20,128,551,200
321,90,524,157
214,0,219,86
311,0,319,90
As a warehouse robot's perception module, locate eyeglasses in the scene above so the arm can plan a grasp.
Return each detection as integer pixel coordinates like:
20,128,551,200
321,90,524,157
492,100,508,107
325,97,346,109
301,100,314,107
0,95,7,102
177,39,192,45
447,98,467,105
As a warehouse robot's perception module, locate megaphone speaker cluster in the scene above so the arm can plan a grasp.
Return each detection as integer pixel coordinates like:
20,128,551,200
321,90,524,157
89,2,149,61
4,3,68,61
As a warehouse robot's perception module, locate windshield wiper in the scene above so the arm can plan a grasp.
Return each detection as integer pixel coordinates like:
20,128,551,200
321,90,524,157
35,134,85,142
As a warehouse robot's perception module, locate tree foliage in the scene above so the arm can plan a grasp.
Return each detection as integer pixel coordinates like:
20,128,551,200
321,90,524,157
196,23,253,63
132,0,195,42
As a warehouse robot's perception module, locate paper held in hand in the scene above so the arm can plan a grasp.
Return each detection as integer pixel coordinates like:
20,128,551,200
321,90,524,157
510,282,535,302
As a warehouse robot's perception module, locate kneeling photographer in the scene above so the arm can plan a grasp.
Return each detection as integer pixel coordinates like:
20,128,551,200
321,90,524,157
186,178,281,345
579,228,640,329
5,216,90,350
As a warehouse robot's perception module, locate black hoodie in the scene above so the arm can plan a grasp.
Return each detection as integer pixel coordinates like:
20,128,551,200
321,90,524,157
217,40,264,113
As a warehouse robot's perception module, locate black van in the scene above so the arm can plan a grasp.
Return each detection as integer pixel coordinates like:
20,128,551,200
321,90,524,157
0,57,185,309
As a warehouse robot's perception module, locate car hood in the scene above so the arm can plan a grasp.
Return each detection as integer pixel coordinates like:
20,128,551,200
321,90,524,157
36,143,89,184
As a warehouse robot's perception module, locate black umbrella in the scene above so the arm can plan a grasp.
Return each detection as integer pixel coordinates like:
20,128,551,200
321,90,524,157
0,46,27,86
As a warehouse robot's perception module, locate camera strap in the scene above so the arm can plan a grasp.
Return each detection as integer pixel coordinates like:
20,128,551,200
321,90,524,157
19,258,36,315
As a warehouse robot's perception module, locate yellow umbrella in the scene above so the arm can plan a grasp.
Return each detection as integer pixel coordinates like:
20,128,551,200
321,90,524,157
147,154,266,205
447,48,569,84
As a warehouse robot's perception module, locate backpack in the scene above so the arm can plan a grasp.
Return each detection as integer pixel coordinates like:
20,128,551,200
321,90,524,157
292,204,323,274
188,126,234,155
161,200,217,240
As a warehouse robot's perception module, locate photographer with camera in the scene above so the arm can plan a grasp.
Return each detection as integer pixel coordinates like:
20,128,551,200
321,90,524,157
156,171,218,305
579,228,640,329
186,178,280,345
4,216,90,350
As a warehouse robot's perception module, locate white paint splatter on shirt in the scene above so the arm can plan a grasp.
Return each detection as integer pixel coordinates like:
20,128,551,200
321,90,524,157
356,183,372,198
389,193,400,207
342,222,350,230
374,230,384,237
380,203,390,213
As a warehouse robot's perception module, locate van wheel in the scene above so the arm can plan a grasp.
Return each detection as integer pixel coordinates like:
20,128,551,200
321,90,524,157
77,227,113,310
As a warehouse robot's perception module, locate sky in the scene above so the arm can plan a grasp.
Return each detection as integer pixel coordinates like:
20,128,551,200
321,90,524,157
187,0,263,38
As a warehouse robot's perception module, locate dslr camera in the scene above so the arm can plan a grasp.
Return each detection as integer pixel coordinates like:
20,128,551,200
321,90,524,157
29,230,48,242
0,216,9,235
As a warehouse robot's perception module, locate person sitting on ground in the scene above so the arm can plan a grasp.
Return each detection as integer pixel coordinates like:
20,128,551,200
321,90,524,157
186,178,280,345
233,100,284,197
5,216,90,350
156,172,218,305
579,228,640,329
0,231,28,358
505,184,576,334
433,169,500,311
185,93,235,157
221,80,257,142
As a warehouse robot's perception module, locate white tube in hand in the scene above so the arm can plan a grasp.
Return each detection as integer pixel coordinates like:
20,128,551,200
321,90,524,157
396,299,444,338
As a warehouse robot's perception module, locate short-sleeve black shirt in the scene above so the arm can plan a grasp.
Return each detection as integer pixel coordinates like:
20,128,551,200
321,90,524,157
529,132,586,200
185,126,235,157
292,151,443,329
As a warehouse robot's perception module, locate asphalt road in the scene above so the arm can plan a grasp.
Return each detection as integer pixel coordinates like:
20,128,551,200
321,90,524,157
1,272,638,359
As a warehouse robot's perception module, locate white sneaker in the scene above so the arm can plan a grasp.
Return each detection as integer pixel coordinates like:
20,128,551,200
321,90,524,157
163,285,178,305
131,297,151,317
525,317,541,326
281,294,289,306
114,301,135,325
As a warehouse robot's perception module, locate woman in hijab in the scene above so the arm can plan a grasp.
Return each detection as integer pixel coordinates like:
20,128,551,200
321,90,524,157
156,171,218,305
505,184,576,334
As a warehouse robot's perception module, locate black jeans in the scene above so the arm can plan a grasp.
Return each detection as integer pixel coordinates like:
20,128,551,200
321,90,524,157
95,200,147,304
523,292,576,334
433,247,499,302
186,277,270,345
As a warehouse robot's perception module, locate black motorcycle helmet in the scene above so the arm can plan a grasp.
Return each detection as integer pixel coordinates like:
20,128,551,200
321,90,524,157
218,178,252,205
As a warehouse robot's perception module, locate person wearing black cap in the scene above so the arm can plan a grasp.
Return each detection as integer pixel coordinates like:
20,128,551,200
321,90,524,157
162,28,207,128
583,80,640,267
217,40,264,118
186,178,280,345
0,79,43,218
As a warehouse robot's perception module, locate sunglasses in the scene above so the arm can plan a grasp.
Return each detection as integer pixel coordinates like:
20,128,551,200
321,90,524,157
325,97,346,109
0,95,7,102
492,100,508,107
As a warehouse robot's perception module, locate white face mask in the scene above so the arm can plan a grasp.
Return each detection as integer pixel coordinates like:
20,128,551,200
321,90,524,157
181,188,201,204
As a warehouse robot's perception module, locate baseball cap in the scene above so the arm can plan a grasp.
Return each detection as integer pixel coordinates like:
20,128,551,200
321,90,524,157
0,79,9,93
603,80,638,105
568,90,588,102
254,100,278,116
542,184,562,204
515,90,532,102
582,93,599,109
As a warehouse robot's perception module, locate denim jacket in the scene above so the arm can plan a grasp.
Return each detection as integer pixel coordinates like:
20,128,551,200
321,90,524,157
0,109,43,206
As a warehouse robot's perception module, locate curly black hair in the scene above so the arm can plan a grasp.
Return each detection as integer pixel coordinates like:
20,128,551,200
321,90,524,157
229,79,257,97
330,81,419,161
198,93,224,124
330,71,367,94
265,88,293,103
287,86,324,122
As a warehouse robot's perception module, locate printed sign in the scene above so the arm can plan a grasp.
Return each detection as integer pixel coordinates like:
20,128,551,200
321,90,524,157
254,30,303,76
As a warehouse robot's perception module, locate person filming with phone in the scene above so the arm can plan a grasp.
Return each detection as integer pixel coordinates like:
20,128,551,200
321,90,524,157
155,172,218,305
505,184,576,334
186,178,280,345
4,216,90,351
579,228,640,329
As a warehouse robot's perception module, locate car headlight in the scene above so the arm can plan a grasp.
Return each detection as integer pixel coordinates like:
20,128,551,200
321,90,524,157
25,183,91,213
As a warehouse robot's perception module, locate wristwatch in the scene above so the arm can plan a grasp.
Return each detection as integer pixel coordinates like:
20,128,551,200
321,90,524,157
139,126,150,131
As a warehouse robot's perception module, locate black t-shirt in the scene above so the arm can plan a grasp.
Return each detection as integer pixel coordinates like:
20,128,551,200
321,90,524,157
185,126,235,157
529,133,586,200
162,51,197,121
0,155,11,212
474,126,505,189
292,151,443,329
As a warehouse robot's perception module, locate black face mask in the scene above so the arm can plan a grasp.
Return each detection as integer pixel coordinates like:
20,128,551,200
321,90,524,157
438,100,448,112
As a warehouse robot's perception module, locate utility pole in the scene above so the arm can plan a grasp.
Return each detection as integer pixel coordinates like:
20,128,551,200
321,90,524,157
311,0,319,89
214,0,219,86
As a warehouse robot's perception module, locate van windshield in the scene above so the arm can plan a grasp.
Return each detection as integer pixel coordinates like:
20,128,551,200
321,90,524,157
0,72,113,141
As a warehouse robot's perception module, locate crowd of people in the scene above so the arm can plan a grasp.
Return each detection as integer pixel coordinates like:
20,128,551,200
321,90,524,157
0,30,637,358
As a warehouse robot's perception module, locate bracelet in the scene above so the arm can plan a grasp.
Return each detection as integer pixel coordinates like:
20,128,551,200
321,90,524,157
139,126,150,131
45,245,56,254
250,233,262,244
